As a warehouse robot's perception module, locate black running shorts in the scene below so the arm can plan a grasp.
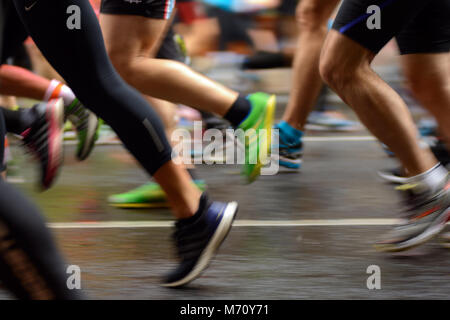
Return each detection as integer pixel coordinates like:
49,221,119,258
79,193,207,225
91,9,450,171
100,0,175,20
332,0,450,55
156,26,187,63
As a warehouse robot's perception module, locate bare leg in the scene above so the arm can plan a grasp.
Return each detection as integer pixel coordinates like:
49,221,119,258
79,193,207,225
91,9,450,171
0,64,50,100
319,31,437,176
283,0,340,130
99,14,238,117
401,53,450,148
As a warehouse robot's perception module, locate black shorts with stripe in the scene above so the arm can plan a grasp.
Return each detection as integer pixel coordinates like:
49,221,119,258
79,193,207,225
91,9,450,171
100,0,175,20
332,0,450,55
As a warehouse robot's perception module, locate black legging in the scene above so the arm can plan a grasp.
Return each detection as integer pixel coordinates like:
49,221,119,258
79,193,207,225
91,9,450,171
0,181,83,299
11,0,172,176
0,110,80,299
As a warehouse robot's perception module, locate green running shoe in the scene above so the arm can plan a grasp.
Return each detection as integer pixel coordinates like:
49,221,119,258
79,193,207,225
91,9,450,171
238,93,276,183
65,98,100,161
108,180,207,209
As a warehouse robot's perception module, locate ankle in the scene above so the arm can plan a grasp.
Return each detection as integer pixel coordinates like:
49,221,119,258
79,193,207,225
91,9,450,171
173,190,202,219
407,163,448,192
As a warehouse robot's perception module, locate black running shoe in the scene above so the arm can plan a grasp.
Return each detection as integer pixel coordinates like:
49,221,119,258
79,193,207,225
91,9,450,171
162,194,238,287
21,98,64,190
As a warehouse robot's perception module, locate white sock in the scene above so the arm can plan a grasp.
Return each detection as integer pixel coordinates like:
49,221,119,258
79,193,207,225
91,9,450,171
43,79,76,107
408,163,448,192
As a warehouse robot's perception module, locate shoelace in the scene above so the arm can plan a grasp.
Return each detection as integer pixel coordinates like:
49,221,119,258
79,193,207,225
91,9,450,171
22,120,49,162
67,101,90,132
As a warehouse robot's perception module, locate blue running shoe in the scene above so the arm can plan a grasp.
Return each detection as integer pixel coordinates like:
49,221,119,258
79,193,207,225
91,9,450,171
273,121,303,170
162,193,238,287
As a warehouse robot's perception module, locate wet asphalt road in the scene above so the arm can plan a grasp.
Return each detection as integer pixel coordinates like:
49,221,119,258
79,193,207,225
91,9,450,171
1,129,449,300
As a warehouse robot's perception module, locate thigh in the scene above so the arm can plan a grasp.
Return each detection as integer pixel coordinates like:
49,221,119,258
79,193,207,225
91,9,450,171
332,0,430,54
100,0,173,58
396,0,450,55
100,12,169,60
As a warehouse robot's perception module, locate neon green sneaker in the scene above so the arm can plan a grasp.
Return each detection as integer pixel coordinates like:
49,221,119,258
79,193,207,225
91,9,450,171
238,93,276,183
65,98,100,161
108,180,207,209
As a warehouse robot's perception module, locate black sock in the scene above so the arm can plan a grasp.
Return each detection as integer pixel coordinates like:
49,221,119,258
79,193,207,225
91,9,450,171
179,193,209,224
1,107,38,135
224,94,251,127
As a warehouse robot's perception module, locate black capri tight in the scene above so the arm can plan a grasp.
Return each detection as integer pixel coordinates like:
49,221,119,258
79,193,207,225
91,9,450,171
12,0,172,176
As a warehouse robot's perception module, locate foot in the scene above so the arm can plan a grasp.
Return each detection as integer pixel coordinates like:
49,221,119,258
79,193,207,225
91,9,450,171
65,98,100,161
162,193,238,288
375,177,450,252
273,121,303,170
21,98,64,190
237,93,276,183
108,180,207,209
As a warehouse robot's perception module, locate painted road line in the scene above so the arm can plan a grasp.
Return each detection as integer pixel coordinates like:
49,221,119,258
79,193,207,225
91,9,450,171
45,218,438,229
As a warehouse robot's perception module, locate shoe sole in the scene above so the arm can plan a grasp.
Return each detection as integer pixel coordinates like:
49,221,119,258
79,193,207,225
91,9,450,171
162,201,238,288
375,207,450,252
43,98,64,189
278,155,302,170
77,113,99,161
377,170,408,184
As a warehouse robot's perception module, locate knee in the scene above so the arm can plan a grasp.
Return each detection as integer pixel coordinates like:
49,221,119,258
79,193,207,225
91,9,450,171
296,0,331,32
319,51,367,93
319,51,346,91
